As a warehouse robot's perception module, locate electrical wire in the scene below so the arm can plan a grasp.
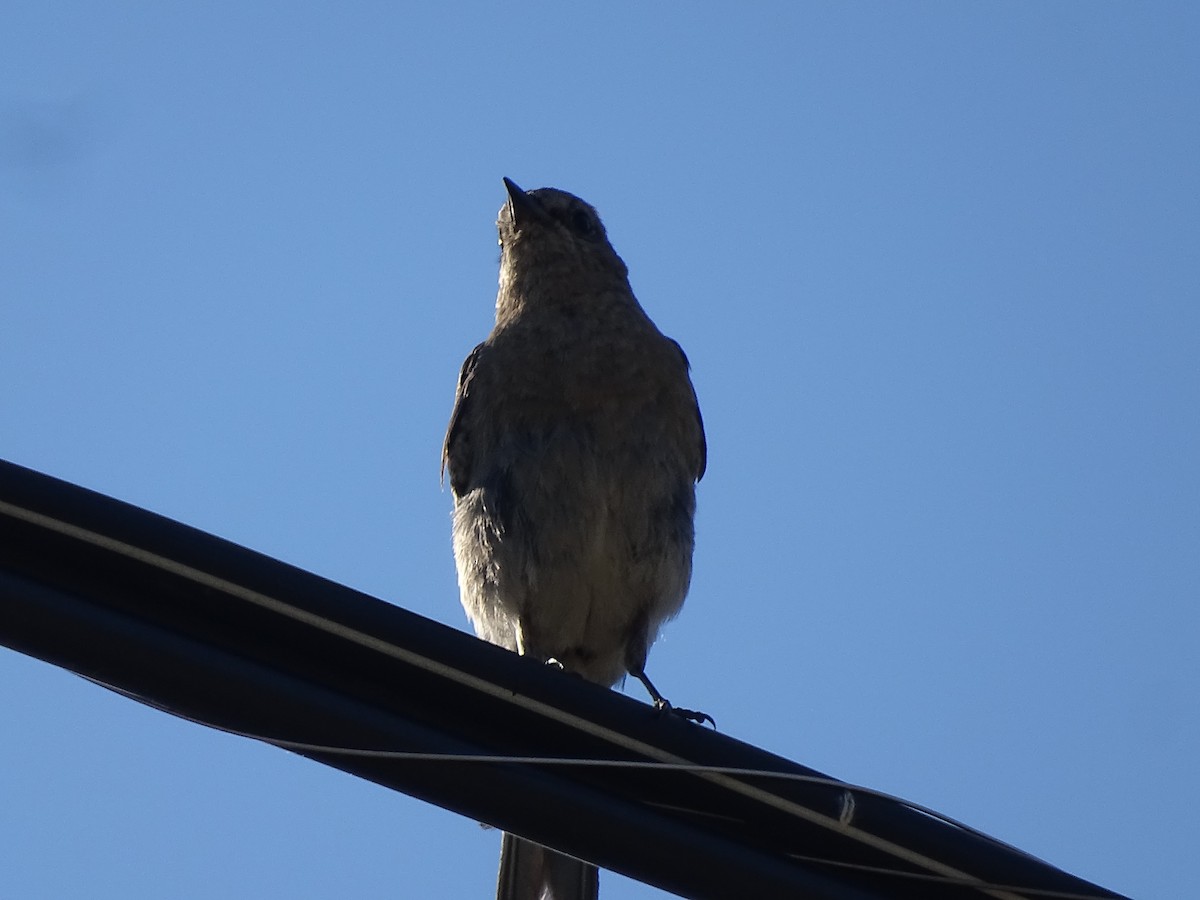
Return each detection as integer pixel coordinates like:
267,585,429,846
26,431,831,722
84,673,1118,900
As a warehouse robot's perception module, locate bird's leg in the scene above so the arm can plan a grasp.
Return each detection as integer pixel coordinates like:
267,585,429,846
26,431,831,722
630,667,715,727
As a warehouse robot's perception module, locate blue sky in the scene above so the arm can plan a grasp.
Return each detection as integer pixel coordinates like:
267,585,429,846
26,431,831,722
2,4,1197,898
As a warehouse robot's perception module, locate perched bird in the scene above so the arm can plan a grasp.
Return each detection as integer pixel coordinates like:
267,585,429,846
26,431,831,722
442,178,706,900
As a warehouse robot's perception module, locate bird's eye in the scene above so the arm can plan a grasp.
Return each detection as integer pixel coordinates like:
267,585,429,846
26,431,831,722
570,208,597,238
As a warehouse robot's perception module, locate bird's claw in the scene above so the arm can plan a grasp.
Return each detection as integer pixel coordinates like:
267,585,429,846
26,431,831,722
653,698,716,729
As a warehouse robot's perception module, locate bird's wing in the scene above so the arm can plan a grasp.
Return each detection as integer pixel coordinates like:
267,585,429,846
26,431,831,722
693,397,708,482
441,342,486,494
670,340,707,482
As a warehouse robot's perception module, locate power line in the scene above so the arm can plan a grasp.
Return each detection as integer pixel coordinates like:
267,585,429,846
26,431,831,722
0,459,1129,900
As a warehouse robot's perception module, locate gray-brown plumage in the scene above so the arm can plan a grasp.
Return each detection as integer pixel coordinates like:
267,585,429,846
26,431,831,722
442,178,705,900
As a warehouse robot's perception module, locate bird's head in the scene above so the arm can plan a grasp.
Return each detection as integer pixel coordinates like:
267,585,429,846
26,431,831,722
496,178,630,293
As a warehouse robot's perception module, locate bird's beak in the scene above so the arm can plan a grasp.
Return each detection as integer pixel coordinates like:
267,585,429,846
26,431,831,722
503,177,546,230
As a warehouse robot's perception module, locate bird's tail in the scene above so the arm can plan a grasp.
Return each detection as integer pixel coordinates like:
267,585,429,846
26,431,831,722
497,832,598,900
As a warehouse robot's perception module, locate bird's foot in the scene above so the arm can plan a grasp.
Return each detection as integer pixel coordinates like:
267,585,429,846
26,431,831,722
653,697,716,728
634,667,715,728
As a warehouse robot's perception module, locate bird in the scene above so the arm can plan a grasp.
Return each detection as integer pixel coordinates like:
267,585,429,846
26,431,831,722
442,178,706,900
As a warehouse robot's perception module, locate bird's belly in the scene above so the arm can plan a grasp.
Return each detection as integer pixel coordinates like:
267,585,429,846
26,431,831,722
453,428,693,685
